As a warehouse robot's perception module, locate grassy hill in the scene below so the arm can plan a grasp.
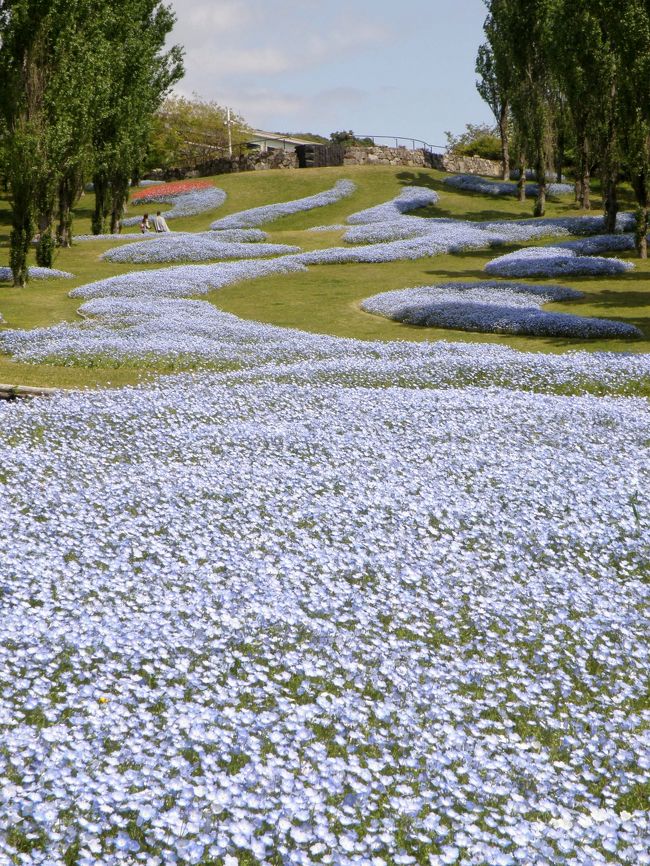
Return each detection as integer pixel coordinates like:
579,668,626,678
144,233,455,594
1,164,648,391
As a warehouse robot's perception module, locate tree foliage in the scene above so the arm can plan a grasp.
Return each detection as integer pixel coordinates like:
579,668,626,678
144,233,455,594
91,1,184,235
614,0,650,254
147,95,248,172
476,30,512,179
479,0,650,242
329,131,375,147
445,123,502,162
0,0,184,284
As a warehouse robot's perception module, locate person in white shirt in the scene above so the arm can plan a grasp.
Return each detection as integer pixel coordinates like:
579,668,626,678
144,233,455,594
153,211,170,232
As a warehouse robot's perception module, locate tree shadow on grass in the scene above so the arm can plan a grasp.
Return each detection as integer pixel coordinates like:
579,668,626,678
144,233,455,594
422,205,522,221
568,286,650,307
0,206,12,247
396,170,445,191
395,170,598,222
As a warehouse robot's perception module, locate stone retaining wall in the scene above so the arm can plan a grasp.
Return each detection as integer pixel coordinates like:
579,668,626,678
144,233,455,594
341,147,502,176
160,149,298,179
157,146,503,179
342,146,435,168
430,153,502,177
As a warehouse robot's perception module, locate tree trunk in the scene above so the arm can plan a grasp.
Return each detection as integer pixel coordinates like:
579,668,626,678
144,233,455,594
581,165,591,211
9,215,32,287
109,170,130,234
534,161,546,217
603,85,618,233
92,170,109,235
9,176,33,287
556,130,564,184
517,155,526,202
603,169,618,233
638,208,648,258
57,197,73,247
632,173,649,259
575,131,590,210
57,169,81,247
34,208,54,267
499,102,510,181
35,228,54,267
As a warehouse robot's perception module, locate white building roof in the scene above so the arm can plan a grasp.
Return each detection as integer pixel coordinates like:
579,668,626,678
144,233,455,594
248,130,317,147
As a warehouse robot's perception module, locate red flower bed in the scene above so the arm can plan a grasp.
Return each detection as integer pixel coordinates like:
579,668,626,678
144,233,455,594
131,179,214,202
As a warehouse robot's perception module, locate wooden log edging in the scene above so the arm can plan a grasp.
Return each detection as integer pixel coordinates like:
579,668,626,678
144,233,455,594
0,383,62,401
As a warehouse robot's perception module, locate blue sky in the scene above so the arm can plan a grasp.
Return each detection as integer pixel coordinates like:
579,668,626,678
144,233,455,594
167,0,494,147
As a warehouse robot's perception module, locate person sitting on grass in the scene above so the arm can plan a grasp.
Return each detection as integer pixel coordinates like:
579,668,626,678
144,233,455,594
153,211,170,232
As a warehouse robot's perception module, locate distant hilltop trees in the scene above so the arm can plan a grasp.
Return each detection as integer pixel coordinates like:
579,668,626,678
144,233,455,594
147,96,249,174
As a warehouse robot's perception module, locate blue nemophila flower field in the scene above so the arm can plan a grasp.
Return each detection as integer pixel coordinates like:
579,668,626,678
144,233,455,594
307,224,348,232
0,375,648,865
64,258,309,300
0,266,74,280
444,174,574,197
338,191,635,254
361,282,643,339
209,180,356,229
345,186,439,224
2,289,650,390
0,175,648,865
102,234,300,264
120,187,227,226
485,247,635,278
74,232,147,242
554,234,638,255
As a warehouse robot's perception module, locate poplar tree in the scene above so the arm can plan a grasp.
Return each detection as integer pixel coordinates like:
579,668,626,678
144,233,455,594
0,0,183,283
476,23,512,180
0,0,51,284
615,0,650,256
33,2,104,260
546,0,619,213
91,1,183,235
482,0,556,216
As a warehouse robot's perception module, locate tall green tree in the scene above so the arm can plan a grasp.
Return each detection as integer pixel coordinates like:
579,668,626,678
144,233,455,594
0,0,181,280
91,1,183,235
33,1,107,260
546,0,619,212
476,26,512,180
0,1,51,284
483,0,556,216
615,1,650,256
51,3,108,248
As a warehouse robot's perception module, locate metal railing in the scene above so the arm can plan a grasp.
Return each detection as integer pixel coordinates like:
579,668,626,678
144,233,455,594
358,135,446,153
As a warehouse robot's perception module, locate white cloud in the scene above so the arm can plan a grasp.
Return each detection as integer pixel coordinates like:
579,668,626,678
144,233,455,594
302,20,391,61
196,84,369,131
228,89,310,123
164,0,492,145
187,44,295,76
315,87,368,108
168,0,392,81
184,1,252,33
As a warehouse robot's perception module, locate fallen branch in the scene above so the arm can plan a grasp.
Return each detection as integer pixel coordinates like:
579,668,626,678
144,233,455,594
0,383,61,401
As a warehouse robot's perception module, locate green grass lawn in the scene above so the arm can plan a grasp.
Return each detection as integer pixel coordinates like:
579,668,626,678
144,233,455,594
1,164,648,390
